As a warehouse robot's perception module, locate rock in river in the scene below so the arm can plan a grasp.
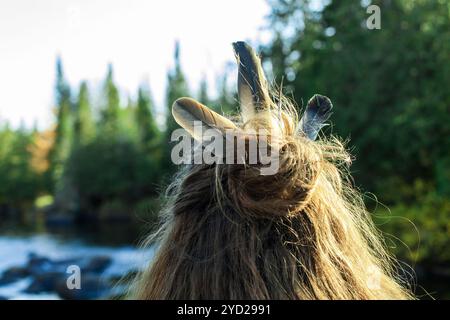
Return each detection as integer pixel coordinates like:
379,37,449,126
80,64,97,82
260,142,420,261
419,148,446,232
0,266,30,285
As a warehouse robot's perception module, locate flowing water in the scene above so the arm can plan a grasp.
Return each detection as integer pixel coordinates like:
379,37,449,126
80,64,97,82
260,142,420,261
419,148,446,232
0,223,154,300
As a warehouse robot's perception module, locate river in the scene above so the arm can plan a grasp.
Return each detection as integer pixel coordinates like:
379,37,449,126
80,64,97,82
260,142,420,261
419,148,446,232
0,223,154,300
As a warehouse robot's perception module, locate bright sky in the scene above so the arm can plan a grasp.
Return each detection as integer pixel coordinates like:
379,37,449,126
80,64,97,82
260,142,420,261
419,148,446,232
0,0,271,129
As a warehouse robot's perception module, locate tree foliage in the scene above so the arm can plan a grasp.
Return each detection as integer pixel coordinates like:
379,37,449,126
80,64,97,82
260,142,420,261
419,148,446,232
73,81,95,147
263,0,450,265
162,41,190,174
47,57,72,191
100,64,121,136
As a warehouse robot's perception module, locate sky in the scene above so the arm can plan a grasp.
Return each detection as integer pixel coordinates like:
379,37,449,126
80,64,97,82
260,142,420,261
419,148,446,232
0,0,271,129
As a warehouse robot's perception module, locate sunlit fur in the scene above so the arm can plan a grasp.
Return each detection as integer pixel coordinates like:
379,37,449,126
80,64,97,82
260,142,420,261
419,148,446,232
130,91,413,300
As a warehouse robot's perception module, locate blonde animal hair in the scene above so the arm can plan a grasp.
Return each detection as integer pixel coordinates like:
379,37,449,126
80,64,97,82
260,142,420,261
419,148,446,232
130,42,413,299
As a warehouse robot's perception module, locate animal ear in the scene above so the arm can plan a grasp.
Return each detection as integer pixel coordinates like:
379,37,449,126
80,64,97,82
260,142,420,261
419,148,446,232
298,94,333,140
172,97,238,142
232,41,272,123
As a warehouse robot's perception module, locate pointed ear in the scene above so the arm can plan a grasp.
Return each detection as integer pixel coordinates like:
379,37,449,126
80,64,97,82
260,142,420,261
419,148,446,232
172,97,238,142
232,41,272,123
298,94,333,140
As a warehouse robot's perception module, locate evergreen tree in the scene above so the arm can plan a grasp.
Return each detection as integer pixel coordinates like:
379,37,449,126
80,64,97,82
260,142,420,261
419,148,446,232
215,71,235,114
0,126,40,221
101,64,121,136
120,95,139,141
47,56,72,191
126,95,135,114
0,125,15,206
165,41,189,134
198,74,210,105
73,81,95,146
136,85,159,150
162,41,189,173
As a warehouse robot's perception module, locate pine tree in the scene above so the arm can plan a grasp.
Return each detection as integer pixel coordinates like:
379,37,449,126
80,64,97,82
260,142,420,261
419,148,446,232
47,56,72,191
216,71,234,114
198,74,210,105
120,95,139,141
136,85,159,150
162,41,189,173
166,41,189,134
73,81,95,146
101,64,121,136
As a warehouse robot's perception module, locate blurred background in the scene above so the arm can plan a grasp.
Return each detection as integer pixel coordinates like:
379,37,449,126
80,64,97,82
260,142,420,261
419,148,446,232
0,0,449,300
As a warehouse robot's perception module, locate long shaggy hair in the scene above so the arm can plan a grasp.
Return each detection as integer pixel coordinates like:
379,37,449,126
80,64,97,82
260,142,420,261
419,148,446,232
130,42,413,300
